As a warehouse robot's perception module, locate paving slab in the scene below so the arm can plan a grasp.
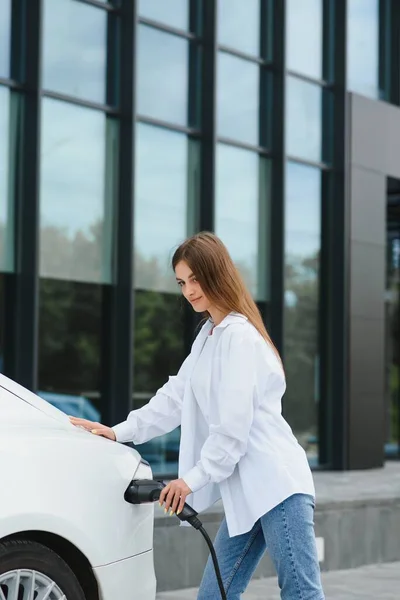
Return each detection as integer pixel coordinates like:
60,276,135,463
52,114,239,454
156,561,400,599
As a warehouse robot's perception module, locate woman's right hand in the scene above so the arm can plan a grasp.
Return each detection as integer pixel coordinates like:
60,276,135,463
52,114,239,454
69,417,116,441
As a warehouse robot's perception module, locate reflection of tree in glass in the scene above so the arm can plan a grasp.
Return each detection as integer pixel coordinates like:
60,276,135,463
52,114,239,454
283,251,320,453
235,259,255,298
38,276,103,406
134,290,186,406
40,220,108,283
135,249,178,293
388,271,399,443
38,222,188,410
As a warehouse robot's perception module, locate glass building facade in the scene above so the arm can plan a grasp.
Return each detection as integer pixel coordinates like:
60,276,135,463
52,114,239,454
1,0,399,476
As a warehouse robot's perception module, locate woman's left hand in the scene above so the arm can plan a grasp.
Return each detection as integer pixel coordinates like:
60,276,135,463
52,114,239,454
159,478,192,516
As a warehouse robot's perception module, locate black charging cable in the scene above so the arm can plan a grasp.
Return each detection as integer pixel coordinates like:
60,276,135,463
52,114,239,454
196,525,226,599
125,479,227,600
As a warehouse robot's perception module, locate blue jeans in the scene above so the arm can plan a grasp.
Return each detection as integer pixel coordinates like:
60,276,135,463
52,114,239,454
198,494,325,600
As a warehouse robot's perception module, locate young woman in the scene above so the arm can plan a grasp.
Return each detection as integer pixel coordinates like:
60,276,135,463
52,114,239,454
70,232,325,600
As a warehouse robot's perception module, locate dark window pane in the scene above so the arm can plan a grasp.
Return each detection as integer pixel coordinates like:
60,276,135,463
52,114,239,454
286,76,323,163
0,273,14,377
137,25,190,126
284,163,321,466
0,87,19,273
0,0,11,77
139,0,189,31
287,0,322,78
43,0,107,103
0,275,4,373
40,98,116,284
217,53,259,145
135,124,200,292
347,0,380,98
133,290,187,475
217,0,260,56
216,145,270,300
38,278,106,422
385,199,400,456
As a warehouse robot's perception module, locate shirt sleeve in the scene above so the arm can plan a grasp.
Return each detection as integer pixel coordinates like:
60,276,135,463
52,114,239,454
183,327,256,493
112,353,191,444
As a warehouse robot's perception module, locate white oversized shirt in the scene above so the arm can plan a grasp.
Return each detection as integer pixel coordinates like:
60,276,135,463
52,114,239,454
112,312,315,537
190,333,215,420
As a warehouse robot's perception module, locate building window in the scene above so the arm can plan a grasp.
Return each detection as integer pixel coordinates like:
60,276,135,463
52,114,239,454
217,0,260,57
40,98,117,284
0,0,11,78
284,162,321,466
0,275,4,373
217,53,260,145
38,278,106,422
43,0,108,103
133,290,186,475
347,0,380,99
133,6,201,476
215,144,270,300
133,123,198,473
137,25,193,127
286,76,324,163
134,123,199,293
286,0,323,79
0,87,19,273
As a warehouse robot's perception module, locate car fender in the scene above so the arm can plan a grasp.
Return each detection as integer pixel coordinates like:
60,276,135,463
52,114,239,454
0,429,154,566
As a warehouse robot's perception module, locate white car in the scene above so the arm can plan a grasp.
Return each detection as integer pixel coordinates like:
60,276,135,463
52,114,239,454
0,374,157,600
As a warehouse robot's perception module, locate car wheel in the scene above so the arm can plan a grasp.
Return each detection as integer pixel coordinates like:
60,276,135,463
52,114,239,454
0,539,86,599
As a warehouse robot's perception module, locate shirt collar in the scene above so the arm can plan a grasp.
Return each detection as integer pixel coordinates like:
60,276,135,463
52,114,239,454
210,312,248,331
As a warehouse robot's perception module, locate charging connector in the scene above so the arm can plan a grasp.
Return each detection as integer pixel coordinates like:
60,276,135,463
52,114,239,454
125,479,227,600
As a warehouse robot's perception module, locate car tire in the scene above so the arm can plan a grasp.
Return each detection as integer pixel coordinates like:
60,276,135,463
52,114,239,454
0,539,87,599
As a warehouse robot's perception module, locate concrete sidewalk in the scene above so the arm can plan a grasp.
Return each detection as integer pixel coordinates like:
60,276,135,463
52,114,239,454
156,561,400,599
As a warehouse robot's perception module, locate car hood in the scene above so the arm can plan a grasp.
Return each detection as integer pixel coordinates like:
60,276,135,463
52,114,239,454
0,375,153,567
0,373,89,432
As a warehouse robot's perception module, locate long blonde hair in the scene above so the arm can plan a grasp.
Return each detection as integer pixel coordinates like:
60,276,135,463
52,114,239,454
172,232,282,364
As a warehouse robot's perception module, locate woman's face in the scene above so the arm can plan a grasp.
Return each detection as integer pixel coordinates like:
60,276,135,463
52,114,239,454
175,260,212,313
